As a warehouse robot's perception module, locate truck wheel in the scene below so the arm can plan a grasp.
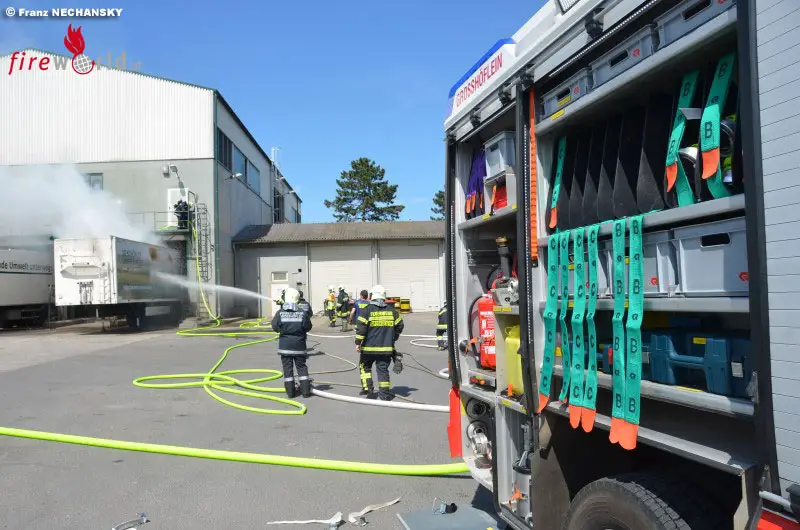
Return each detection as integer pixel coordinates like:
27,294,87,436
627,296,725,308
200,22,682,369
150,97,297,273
563,473,722,530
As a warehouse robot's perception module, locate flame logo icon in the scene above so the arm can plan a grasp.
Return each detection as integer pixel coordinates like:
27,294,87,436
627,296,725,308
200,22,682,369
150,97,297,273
64,24,95,75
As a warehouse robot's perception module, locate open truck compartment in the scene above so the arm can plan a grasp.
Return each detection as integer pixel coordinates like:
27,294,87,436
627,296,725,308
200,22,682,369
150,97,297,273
444,0,800,528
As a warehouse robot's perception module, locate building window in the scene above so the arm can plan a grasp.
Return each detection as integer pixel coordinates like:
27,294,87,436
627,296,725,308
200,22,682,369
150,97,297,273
247,160,260,196
273,188,284,224
82,173,103,190
233,145,247,182
216,129,232,170
271,271,288,282
290,206,298,224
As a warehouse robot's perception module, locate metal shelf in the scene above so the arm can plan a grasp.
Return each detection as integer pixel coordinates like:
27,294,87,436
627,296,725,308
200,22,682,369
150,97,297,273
552,365,754,419
497,395,528,415
536,195,746,247
461,382,497,404
545,399,756,475
534,7,738,137
493,305,520,316
458,203,518,231
537,296,749,313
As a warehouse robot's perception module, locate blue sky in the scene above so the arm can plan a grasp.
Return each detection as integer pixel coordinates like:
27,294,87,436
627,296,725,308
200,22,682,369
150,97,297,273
1,0,543,222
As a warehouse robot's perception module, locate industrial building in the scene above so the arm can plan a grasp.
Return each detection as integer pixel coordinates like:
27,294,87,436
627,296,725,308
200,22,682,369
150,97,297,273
0,49,301,317
233,221,445,317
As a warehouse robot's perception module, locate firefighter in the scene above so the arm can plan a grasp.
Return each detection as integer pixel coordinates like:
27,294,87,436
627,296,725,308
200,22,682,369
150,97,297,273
297,290,313,320
350,289,371,395
275,289,286,311
325,285,337,327
349,289,369,326
173,199,192,229
270,287,313,398
437,301,448,350
336,285,351,332
355,284,404,400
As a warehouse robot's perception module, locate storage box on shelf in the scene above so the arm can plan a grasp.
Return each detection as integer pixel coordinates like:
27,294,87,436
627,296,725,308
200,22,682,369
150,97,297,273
674,217,748,297
598,229,676,298
484,169,518,216
542,68,592,119
484,131,516,179
655,0,737,49
590,24,659,89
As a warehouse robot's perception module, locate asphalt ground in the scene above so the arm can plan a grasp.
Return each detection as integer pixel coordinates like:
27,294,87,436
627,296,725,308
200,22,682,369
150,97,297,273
0,312,494,529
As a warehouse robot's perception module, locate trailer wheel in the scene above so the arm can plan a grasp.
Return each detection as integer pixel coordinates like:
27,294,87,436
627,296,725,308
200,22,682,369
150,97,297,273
563,473,723,530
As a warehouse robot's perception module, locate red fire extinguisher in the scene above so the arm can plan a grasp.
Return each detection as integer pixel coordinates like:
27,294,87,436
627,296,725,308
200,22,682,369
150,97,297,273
477,294,496,369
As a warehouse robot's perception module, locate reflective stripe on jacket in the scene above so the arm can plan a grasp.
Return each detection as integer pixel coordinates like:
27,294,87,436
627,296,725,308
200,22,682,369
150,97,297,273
355,301,404,354
437,305,448,330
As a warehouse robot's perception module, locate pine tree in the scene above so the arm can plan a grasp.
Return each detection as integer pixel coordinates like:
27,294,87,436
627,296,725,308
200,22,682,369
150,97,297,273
431,189,445,220
324,158,405,222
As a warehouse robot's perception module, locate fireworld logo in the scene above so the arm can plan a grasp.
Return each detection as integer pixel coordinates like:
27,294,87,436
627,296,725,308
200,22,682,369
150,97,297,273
7,24,96,75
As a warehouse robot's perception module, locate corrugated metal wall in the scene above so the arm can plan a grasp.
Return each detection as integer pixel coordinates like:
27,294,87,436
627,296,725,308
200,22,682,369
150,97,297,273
757,0,800,499
0,50,214,165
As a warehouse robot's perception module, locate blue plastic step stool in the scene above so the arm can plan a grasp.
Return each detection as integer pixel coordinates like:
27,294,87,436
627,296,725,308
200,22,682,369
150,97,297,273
649,332,751,397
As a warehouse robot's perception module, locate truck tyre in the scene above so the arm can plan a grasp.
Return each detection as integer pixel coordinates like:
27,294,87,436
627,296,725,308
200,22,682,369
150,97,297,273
563,473,722,530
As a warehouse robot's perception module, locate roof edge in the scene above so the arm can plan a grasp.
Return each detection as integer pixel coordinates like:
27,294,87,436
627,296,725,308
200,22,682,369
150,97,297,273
3,48,216,92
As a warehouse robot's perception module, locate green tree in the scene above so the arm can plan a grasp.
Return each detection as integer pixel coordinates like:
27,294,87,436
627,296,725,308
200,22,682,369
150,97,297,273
324,158,405,222
431,189,445,220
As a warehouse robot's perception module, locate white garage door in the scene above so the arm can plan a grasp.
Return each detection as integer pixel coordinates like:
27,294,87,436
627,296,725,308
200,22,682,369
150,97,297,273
378,241,441,312
309,242,373,313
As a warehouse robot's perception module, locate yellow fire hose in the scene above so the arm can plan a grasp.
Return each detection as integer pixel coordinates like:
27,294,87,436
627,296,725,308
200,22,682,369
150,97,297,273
0,224,467,476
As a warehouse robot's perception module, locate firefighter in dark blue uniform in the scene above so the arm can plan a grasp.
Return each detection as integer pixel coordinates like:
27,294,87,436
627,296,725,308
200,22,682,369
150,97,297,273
336,285,351,332
355,285,404,400
297,290,313,320
437,301,448,350
350,290,372,395
270,288,313,398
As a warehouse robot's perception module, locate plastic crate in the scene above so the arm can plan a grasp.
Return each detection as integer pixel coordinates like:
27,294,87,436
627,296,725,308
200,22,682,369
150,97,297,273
484,167,517,213
599,229,676,298
655,0,736,50
484,131,516,179
590,25,658,89
649,332,752,397
542,68,591,118
673,217,748,297
567,245,611,299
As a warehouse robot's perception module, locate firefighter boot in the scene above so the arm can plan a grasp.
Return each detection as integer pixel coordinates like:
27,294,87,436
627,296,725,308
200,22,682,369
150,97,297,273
359,363,374,396
284,380,297,398
299,378,312,398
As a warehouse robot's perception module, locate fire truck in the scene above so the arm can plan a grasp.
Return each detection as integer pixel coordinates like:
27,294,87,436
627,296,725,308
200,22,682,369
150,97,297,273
444,0,800,528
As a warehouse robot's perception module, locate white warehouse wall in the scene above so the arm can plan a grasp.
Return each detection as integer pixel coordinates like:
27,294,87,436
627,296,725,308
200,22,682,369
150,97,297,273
0,49,215,165
215,100,276,316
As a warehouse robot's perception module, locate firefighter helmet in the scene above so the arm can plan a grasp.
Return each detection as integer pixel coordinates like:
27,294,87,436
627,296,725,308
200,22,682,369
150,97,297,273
284,287,300,304
370,284,386,300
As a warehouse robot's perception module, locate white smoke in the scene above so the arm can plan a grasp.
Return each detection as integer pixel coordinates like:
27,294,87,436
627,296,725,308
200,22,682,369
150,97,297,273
0,165,160,244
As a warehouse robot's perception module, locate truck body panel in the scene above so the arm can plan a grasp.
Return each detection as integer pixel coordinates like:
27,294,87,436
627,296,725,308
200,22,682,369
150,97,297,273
755,0,800,506
0,245,54,325
54,236,182,307
444,0,800,527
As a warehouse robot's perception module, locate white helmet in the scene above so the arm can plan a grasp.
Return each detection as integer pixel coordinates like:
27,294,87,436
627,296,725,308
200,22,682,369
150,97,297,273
370,284,386,300
284,287,300,304
338,284,345,291
328,285,335,292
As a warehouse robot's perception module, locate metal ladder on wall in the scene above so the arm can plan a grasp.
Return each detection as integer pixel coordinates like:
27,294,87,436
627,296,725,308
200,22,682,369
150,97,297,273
191,203,213,320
